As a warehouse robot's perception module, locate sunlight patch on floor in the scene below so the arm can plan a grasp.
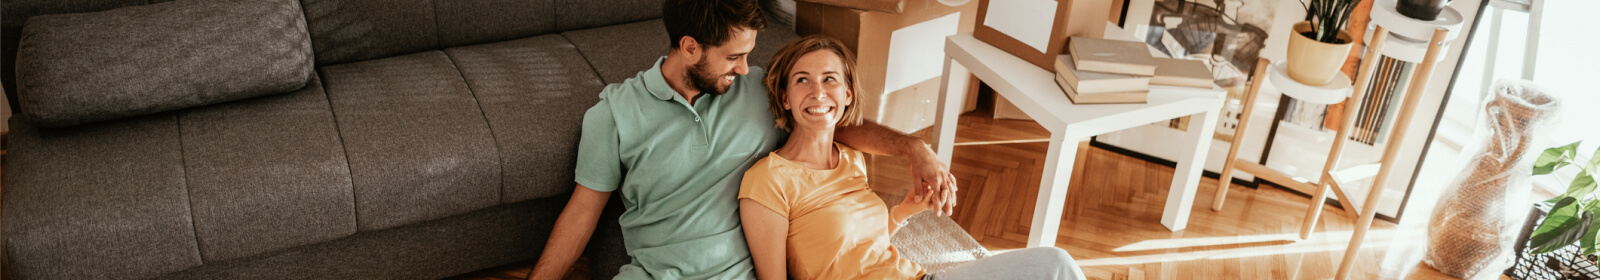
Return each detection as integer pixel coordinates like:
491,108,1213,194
1076,229,1427,267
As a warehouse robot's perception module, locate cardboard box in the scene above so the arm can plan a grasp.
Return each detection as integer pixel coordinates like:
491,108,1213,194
993,94,1030,120
972,0,1111,71
796,0,981,134
801,0,905,13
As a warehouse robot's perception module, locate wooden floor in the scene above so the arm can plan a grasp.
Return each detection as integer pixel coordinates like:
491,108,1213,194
449,109,1488,280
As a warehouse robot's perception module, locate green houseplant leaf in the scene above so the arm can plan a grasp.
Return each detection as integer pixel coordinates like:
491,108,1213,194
1552,173,1598,204
1531,197,1591,254
1527,143,1600,256
1584,201,1599,255
1534,141,1579,175
1299,0,1359,43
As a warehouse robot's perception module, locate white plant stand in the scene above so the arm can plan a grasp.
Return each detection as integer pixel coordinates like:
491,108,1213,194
1215,2,1463,278
1213,57,1360,243
1330,1,1463,279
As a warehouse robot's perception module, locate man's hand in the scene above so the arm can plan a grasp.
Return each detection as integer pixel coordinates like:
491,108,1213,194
908,147,957,217
831,121,959,216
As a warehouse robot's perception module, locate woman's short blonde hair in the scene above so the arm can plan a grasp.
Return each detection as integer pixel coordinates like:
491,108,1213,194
762,35,864,132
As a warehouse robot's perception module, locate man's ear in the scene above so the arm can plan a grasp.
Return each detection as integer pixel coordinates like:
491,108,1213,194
678,36,700,58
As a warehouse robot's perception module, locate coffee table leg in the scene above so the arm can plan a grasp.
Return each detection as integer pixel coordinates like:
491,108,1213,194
931,57,969,166
1162,106,1222,231
1028,132,1082,247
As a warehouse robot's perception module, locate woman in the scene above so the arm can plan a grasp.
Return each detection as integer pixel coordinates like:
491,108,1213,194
738,35,1086,280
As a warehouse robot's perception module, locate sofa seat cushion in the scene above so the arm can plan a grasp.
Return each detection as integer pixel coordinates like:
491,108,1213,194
2,114,202,279
561,18,799,85
178,76,357,263
159,199,569,280
319,51,502,231
442,35,605,203
13,0,314,127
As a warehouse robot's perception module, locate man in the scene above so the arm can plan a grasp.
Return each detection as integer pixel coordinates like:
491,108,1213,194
527,0,957,279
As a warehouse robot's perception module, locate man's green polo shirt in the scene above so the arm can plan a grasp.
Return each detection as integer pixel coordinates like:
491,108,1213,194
575,57,785,279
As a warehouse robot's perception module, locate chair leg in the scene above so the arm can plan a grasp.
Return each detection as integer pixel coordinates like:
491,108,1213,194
1211,58,1271,211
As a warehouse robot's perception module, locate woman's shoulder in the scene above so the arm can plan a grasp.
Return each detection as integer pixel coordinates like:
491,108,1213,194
742,152,791,184
740,152,800,200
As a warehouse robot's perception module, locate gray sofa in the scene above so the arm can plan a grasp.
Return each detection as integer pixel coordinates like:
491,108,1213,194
0,0,797,279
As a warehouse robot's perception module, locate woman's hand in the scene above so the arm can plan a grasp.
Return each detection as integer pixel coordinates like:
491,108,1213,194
894,186,939,219
908,149,958,217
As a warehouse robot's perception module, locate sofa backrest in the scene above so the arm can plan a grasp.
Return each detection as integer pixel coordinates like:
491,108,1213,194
0,0,664,111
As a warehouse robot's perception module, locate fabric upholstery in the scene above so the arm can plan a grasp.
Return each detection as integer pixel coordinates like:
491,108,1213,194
177,76,357,263
434,0,557,48
560,19,671,85
1,114,202,279
299,0,438,65
0,1,802,278
161,198,566,280
320,51,501,231
562,18,797,85
0,0,146,112
12,0,314,127
442,35,605,203
554,0,661,32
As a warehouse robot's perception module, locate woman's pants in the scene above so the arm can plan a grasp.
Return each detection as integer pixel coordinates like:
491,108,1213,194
924,247,1086,280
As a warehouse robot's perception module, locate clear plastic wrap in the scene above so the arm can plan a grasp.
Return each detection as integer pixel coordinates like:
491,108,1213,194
1425,79,1560,279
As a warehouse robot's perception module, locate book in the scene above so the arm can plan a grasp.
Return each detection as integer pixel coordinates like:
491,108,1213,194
1151,58,1215,88
1067,37,1158,76
1056,73,1146,104
1054,55,1151,94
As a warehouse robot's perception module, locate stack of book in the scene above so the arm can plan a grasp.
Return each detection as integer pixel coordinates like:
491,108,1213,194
1055,37,1215,104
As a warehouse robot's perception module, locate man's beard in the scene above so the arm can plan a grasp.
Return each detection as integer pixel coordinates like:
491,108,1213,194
686,56,732,95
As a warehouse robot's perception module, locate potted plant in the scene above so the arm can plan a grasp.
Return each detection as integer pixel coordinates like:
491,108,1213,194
1286,0,1359,86
1508,141,1600,280
1398,0,1452,21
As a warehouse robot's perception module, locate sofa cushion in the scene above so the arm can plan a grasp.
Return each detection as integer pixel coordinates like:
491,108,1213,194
13,0,314,127
177,76,357,263
1,114,202,279
442,35,605,203
562,18,798,84
0,0,148,112
299,0,438,65
435,0,557,48
554,0,661,32
159,199,567,280
320,51,501,231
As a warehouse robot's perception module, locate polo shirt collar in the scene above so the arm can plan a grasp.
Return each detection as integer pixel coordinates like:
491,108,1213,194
644,56,678,101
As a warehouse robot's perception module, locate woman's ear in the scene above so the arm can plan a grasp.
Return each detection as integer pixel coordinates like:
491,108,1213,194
842,87,853,105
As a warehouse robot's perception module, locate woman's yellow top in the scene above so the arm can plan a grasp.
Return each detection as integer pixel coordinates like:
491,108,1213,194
739,144,923,280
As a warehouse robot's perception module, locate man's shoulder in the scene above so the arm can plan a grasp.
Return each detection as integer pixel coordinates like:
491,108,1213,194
598,75,652,102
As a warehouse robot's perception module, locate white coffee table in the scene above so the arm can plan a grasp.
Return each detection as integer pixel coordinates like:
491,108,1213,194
932,34,1227,248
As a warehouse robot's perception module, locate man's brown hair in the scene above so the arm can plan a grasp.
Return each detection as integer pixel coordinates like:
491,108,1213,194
663,0,767,49
763,35,864,132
